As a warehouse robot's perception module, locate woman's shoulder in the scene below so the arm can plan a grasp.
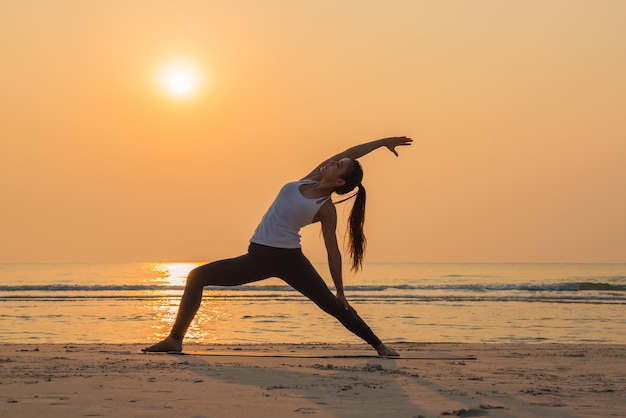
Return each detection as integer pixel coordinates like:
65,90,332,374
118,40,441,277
314,198,337,221
280,180,308,189
282,179,314,187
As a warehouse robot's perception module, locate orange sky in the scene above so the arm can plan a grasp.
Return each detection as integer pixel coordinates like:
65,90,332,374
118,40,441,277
1,1,625,263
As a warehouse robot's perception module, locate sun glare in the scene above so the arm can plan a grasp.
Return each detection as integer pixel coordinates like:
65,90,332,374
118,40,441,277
152,263,199,287
158,61,202,99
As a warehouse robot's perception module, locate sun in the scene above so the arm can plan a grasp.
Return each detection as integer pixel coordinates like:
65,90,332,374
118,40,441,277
157,61,202,99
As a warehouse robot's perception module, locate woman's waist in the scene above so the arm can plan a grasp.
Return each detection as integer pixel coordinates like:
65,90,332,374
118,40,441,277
248,241,302,253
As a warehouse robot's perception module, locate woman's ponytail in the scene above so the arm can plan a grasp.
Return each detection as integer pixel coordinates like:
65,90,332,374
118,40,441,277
347,184,366,271
335,159,367,271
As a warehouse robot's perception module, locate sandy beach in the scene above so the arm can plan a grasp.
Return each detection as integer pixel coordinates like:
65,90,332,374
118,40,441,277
0,343,624,417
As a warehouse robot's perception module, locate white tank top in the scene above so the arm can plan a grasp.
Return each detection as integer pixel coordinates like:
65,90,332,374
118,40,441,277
250,180,330,248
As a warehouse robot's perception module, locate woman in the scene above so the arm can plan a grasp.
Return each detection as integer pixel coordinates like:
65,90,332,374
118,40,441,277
143,136,412,356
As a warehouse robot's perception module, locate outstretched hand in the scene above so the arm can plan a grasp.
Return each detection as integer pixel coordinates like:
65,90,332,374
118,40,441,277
383,136,413,156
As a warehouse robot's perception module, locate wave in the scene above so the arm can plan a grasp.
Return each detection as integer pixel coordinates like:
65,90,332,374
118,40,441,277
0,294,623,305
1,281,624,293
1,281,624,305
578,282,626,291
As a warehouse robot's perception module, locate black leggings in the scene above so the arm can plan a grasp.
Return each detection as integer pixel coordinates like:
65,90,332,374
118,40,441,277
188,243,382,348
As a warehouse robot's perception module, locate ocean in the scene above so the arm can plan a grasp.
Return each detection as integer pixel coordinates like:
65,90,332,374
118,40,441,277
1,263,624,345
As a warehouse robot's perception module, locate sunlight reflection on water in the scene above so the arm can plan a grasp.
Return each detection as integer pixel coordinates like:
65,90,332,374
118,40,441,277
150,262,199,287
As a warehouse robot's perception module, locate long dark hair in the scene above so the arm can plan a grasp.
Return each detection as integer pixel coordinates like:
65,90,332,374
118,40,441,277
335,159,366,271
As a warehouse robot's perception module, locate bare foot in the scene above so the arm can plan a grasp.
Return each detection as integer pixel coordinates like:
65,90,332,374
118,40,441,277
141,336,183,353
376,343,399,357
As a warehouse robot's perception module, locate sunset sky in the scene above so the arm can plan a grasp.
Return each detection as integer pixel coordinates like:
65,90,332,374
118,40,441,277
1,1,625,263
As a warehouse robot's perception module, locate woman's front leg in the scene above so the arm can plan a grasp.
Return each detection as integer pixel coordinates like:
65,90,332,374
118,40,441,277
142,268,206,352
143,251,269,353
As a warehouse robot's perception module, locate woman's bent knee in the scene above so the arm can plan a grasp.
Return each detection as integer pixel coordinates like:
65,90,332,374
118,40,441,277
186,266,208,288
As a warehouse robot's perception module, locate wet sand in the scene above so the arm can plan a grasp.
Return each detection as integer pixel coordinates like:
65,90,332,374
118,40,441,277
1,343,624,417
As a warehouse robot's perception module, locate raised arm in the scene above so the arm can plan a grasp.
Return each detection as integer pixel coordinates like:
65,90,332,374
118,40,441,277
302,136,412,181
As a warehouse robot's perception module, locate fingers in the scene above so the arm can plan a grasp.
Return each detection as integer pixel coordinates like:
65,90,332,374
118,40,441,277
382,136,411,158
336,295,353,311
396,136,413,146
344,300,357,312
385,137,413,152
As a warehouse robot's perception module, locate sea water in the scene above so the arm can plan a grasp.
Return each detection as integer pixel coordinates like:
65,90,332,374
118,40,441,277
0,263,624,345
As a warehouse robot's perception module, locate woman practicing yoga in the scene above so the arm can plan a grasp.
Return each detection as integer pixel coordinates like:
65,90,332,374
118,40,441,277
143,136,413,356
